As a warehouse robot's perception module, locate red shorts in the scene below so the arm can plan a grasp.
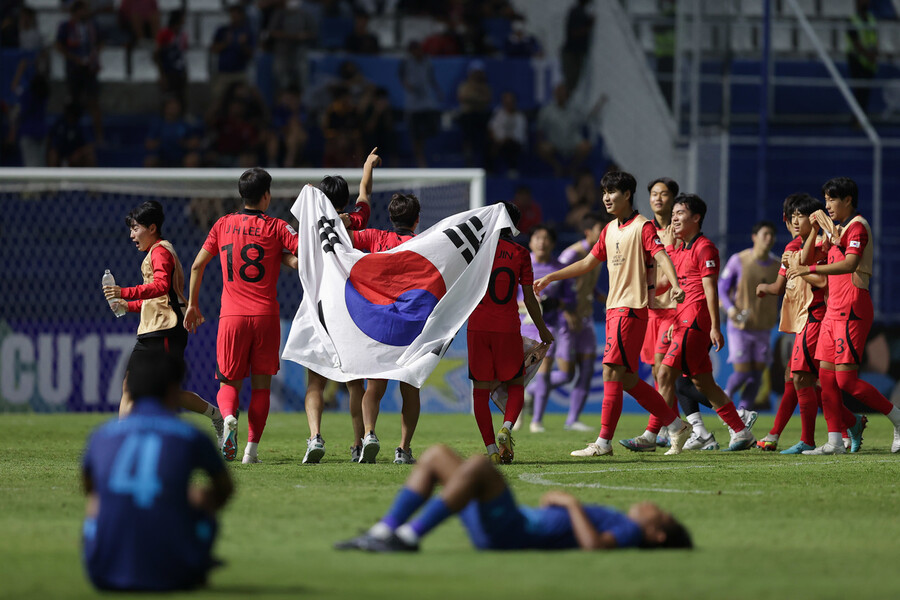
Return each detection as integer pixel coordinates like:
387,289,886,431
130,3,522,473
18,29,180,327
814,317,871,366
602,308,648,373
790,321,821,374
216,315,281,381
467,330,524,382
641,310,676,364
661,304,713,376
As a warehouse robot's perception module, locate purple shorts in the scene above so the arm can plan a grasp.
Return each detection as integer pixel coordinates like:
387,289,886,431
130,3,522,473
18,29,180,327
726,323,772,365
555,317,596,358
521,322,567,361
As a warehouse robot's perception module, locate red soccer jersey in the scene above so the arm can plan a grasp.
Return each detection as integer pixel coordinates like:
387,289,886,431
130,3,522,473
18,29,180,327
353,228,414,252
669,233,719,316
825,220,871,320
345,203,371,231
121,243,176,312
779,236,827,322
202,209,299,317
468,238,533,333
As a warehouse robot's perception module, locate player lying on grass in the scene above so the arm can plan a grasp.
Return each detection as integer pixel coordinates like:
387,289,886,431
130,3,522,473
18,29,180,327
335,444,692,552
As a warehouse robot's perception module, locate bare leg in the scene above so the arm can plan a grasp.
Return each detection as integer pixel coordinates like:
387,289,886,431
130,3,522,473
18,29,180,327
178,389,211,414
691,372,732,409
348,378,365,446
119,375,134,418
399,382,421,450
362,379,388,435
305,369,327,438
404,445,507,511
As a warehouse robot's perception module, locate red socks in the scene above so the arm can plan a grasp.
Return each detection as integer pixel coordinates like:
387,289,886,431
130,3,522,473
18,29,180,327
216,384,239,419
504,384,524,426
248,388,270,443
716,402,745,432
796,385,818,446
770,380,798,436
818,368,844,433
473,388,495,446
600,381,624,440
627,379,678,430
835,370,894,415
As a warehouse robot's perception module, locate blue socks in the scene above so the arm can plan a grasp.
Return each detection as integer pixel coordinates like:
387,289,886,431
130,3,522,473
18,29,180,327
380,487,426,530
409,497,453,537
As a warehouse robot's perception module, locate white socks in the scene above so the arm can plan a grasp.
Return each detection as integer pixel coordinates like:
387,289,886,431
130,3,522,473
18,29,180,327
224,415,238,430
486,443,499,455
245,442,258,458
368,522,392,540
204,404,221,419
886,406,900,428
640,430,656,442
502,420,513,431
686,413,710,437
395,524,419,545
595,437,611,449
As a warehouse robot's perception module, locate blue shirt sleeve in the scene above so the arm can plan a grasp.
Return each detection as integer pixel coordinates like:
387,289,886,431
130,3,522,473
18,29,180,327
193,432,227,478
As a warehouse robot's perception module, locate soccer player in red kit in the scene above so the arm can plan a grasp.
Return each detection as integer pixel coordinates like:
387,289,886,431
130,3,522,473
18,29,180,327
184,168,299,464
787,176,900,454
656,194,756,451
350,192,422,464
535,171,692,458
468,202,553,464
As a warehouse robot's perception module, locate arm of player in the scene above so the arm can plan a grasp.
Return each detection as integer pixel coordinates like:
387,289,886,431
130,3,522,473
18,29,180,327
702,275,724,351
184,248,214,333
539,491,617,550
281,253,298,270
356,147,381,208
106,247,173,301
189,470,234,514
788,253,860,279
717,254,739,315
522,285,554,345
534,253,600,295
799,218,822,266
653,250,685,303
756,274,787,297
800,273,827,288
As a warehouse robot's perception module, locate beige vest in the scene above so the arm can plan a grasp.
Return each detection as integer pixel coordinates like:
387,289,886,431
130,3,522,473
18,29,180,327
734,249,780,331
779,265,815,334
605,213,652,310
843,215,873,290
137,240,188,336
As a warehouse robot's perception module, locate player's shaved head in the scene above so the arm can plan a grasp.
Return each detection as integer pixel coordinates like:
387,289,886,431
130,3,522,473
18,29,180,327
239,168,272,206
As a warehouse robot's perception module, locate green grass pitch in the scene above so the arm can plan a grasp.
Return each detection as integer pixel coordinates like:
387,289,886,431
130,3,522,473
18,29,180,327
2,411,900,600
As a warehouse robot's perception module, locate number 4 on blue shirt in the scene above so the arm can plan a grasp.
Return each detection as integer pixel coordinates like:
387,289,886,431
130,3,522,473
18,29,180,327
109,434,163,509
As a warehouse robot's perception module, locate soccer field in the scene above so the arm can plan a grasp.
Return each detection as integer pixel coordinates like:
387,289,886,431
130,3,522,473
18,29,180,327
3,412,899,600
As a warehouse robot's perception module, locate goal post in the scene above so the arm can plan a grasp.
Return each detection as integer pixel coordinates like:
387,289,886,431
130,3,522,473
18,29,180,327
0,167,485,414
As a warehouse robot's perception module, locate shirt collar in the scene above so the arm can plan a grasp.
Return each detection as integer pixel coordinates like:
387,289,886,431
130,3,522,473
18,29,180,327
618,210,640,229
681,231,703,249
393,227,416,237
240,208,265,216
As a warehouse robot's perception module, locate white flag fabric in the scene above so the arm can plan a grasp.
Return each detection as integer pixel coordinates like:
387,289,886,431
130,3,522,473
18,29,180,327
282,185,515,387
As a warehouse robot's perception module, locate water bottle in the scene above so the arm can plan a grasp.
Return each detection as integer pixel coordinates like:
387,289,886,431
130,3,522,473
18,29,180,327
102,270,127,318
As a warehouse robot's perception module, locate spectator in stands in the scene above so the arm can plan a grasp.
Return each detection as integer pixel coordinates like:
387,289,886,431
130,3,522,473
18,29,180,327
206,82,268,167
421,20,463,56
267,85,308,167
399,40,442,168
56,1,104,143
356,0,399,15
321,85,362,167
344,10,380,54
511,185,542,238
565,168,599,231
503,16,542,58
17,7,45,55
118,0,159,49
359,86,396,165
144,96,201,168
846,0,879,112
6,62,49,167
47,101,97,167
210,4,256,100
339,60,375,104
456,60,492,167
561,0,594,91
488,90,527,176
536,83,593,177
266,0,318,91
154,9,188,109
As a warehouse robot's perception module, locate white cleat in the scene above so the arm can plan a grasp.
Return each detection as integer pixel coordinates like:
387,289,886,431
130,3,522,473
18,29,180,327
802,442,846,455
242,454,260,464
360,432,380,463
664,422,693,455
722,427,756,451
302,434,326,464
529,421,545,433
563,421,594,432
683,432,719,451
892,426,900,453
570,443,613,457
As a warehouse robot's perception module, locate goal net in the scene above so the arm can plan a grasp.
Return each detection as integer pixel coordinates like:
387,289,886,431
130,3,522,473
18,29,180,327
0,167,484,413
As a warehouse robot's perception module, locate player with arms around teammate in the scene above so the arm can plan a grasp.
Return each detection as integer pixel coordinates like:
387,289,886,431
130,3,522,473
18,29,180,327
184,168,299,464
535,171,692,457
787,176,900,454
655,194,756,451
335,444,692,552
351,192,423,464
469,202,553,464
82,352,234,591
302,149,379,463
103,200,224,441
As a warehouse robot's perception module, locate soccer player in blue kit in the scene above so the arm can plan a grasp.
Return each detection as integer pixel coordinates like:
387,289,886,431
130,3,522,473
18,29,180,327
81,352,234,591
335,445,691,552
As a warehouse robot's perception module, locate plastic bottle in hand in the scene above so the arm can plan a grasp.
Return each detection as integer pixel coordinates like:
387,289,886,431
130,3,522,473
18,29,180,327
102,269,127,318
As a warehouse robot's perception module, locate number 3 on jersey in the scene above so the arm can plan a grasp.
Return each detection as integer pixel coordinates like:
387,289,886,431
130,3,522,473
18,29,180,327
222,243,266,283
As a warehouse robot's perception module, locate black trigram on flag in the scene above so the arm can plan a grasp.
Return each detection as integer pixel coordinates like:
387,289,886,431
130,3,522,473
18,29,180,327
318,217,341,253
442,216,485,263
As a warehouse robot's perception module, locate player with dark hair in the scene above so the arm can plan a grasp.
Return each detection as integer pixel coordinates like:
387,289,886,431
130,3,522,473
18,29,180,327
520,224,576,433
302,149,380,463
655,194,756,451
335,444,692,552
350,191,423,464
469,202,553,464
535,171,692,457
787,176,900,454
102,201,224,443
81,351,233,591
184,167,299,464
555,212,606,431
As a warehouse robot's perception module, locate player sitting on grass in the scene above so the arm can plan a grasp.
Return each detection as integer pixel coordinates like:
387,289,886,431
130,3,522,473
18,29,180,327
103,200,224,442
335,444,692,552
467,202,554,464
82,352,233,591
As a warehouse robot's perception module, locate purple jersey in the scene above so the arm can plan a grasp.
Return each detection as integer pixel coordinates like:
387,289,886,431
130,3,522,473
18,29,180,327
519,255,574,329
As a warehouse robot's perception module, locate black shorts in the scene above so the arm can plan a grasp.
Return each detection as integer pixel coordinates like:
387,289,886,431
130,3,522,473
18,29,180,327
129,330,188,370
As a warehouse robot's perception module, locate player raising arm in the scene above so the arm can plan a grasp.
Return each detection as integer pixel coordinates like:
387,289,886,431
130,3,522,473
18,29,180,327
184,168,299,464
